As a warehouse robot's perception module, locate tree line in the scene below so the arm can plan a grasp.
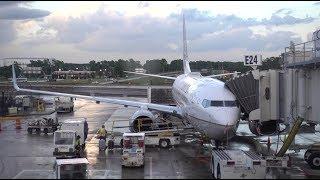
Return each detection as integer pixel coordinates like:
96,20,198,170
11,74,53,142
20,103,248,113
0,57,282,79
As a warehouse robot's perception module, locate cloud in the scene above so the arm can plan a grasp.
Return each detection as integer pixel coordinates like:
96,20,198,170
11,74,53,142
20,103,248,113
167,43,178,50
313,2,320,6
37,7,307,55
190,28,301,52
0,1,51,44
0,1,21,7
138,1,150,8
274,8,293,16
262,15,314,26
170,8,213,22
170,8,314,27
0,20,15,43
2,6,316,62
0,6,51,20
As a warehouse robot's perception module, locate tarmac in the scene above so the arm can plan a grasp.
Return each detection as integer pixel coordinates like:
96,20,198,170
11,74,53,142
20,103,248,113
0,96,212,179
1,94,320,179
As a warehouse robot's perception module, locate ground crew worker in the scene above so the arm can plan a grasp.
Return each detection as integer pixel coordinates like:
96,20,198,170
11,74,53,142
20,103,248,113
75,135,81,151
84,119,88,140
97,125,107,141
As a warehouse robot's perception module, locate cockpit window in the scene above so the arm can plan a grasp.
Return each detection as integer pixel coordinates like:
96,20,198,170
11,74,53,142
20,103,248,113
211,101,223,107
202,99,238,108
224,101,237,107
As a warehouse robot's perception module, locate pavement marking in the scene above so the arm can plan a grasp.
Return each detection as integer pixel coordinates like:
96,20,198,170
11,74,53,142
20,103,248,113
150,156,153,179
12,170,53,179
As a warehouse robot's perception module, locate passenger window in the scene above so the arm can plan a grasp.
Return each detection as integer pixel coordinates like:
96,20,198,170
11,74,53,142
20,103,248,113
211,101,223,107
224,101,237,107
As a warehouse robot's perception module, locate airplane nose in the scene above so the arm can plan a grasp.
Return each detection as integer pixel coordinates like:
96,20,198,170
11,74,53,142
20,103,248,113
209,109,239,126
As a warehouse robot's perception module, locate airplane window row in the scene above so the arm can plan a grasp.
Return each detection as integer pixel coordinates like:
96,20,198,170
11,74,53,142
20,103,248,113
202,99,238,108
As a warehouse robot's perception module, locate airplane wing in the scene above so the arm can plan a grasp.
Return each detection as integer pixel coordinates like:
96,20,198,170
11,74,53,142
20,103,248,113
205,72,240,78
11,65,181,115
124,71,176,80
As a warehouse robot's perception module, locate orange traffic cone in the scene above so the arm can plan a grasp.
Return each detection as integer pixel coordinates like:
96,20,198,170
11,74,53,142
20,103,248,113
15,119,21,129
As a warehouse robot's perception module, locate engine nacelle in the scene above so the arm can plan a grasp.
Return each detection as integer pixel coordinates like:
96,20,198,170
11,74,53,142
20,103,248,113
248,120,278,136
129,109,160,132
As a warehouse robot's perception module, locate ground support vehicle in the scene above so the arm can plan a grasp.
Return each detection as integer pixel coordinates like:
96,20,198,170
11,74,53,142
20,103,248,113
54,158,89,179
55,97,74,113
53,130,85,158
304,143,320,170
144,130,180,148
211,149,267,179
27,117,60,134
121,132,145,167
60,118,87,148
53,119,88,158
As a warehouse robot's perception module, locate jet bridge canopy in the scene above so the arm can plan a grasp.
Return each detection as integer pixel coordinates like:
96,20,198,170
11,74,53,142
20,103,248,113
225,72,259,115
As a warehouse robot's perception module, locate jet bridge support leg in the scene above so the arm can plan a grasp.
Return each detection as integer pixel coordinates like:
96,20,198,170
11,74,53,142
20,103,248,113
276,116,304,157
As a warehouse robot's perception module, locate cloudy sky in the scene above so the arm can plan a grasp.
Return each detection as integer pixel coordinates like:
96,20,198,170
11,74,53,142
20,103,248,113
0,1,320,64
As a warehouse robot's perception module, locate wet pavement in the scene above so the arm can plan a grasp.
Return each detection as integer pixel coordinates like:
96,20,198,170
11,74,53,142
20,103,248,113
236,122,320,179
2,94,319,179
0,95,213,179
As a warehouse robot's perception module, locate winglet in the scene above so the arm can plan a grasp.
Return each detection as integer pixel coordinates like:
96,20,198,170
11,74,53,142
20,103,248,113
12,65,21,91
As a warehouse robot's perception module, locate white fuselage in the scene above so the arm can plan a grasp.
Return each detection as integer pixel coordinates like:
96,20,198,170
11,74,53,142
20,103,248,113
172,72,240,141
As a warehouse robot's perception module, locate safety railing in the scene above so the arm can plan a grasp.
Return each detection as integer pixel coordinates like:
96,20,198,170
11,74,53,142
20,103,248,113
283,37,320,67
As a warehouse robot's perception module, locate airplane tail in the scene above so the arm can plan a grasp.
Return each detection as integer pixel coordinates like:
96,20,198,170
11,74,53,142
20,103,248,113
11,65,20,91
182,13,191,74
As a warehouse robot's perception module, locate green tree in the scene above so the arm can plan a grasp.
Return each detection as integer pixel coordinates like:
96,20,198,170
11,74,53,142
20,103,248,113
258,57,282,70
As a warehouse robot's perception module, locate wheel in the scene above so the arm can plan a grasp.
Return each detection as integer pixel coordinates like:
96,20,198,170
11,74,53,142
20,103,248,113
120,139,123,148
43,128,48,134
35,128,41,134
217,164,221,179
211,157,215,178
27,128,33,134
307,152,320,170
108,140,114,150
159,139,170,148
304,149,311,161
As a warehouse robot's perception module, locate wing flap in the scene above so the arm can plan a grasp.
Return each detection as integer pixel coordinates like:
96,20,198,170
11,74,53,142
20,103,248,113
124,71,176,80
205,72,240,78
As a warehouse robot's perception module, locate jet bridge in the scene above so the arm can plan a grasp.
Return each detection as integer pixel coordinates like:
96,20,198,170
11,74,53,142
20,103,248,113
225,71,259,116
225,29,320,150
225,69,284,136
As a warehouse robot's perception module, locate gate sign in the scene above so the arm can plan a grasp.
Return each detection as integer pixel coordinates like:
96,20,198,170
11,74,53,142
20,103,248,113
244,55,262,66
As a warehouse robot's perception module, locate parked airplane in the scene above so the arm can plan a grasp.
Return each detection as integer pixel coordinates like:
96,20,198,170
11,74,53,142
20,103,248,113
11,14,240,145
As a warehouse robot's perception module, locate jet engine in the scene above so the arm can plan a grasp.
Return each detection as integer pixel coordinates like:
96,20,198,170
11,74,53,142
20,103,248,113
129,109,160,132
248,120,278,136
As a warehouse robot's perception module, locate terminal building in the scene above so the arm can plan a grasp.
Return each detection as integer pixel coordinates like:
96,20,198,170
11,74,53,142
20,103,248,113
52,70,95,79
